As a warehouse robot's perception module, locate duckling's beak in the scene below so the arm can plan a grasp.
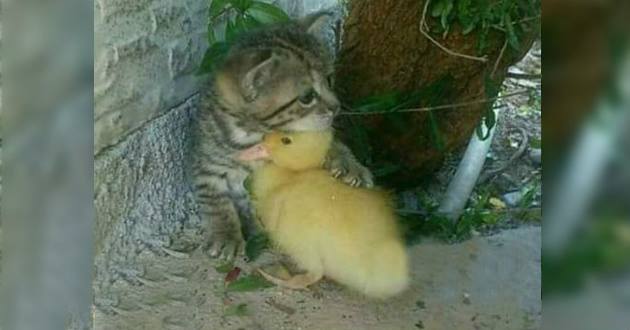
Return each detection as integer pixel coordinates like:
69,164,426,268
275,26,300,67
237,143,269,161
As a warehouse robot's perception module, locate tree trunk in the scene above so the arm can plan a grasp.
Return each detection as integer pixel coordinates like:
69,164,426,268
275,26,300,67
334,0,537,188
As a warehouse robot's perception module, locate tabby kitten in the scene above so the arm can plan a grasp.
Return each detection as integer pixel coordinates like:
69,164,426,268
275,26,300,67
191,12,373,260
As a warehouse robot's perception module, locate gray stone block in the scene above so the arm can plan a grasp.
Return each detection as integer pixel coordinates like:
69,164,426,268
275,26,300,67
94,96,202,313
94,0,208,154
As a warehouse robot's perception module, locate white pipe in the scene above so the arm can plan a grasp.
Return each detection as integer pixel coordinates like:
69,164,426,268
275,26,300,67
438,107,500,222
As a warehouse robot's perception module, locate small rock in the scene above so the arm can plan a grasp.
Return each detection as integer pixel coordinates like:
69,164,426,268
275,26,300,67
529,148,541,165
463,293,471,305
502,191,523,207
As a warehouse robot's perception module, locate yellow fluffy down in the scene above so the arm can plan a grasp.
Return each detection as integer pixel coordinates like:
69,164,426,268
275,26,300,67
251,131,409,298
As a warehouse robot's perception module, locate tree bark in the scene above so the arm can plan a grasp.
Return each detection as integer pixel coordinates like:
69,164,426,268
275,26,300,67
334,0,536,188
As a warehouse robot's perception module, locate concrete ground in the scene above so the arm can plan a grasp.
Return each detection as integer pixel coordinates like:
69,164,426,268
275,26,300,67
93,226,541,330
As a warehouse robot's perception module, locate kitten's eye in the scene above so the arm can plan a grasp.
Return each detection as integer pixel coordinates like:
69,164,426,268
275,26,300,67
281,137,292,145
298,89,318,107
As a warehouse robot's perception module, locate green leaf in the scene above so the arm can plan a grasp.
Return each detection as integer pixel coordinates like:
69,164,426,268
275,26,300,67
431,0,445,18
475,121,491,140
233,14,248,36
245,233,269,262
241,14,263,30
248,1,289,24
518,183,539,209
456,0,476,31
197,41,230,74
504,14,520,50
484,74,501,98
480,74,499,134
210,0,231,20
215,261,235,273
226,14,258,42
229,0,254,13
462,21,476,34
440,0,453,30
484,107,496,132
224,303,249,317
476,29,488,52
225,17,238,41
226,274,273,292
353,91,402,113
475,107,495,140
427,111,445,151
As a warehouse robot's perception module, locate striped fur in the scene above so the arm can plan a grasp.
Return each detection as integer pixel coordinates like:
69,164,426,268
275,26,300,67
192,13,373,260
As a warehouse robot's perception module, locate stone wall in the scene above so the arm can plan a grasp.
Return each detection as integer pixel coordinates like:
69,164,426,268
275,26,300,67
93,0,209,313
94,0,208,155
93,98,202,312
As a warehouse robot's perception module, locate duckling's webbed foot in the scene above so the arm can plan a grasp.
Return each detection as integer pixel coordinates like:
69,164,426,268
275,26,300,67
257,268,322,290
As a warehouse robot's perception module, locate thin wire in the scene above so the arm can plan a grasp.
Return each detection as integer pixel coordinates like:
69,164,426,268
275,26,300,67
338,90,529,116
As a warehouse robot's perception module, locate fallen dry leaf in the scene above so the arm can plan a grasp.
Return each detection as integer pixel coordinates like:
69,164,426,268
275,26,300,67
224,267,241,285
489,197,506,209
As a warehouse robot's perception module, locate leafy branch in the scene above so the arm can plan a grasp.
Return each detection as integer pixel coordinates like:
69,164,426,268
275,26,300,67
198,0,289,74
428,0,540,53
420,0,488,62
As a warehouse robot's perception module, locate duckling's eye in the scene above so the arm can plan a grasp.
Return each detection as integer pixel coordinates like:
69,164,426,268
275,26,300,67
298,89,318,107
281,137,292,145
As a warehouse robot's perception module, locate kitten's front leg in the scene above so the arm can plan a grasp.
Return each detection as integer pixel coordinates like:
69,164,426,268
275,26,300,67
324,139,374,188
194,180,245,260
205,198,245,260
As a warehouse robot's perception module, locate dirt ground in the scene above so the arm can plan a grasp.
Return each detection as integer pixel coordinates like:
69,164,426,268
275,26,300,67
93,226,540,330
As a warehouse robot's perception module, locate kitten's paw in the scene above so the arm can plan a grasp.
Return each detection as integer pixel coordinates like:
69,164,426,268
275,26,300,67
329,159,374,188
204,230,245,261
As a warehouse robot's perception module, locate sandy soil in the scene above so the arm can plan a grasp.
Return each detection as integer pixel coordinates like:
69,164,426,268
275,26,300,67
93,226,540,330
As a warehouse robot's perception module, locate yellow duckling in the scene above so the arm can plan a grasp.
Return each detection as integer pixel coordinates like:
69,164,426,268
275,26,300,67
238,130,409,298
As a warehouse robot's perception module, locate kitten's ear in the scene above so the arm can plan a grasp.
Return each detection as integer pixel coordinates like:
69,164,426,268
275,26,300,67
241,49,278,101
298,11,333,36
237,143,270,161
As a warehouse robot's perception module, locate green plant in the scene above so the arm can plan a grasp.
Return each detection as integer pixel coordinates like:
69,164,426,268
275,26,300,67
340,76,455,180
198,0,290,74
226,273,273,292
475,74,501,140
429,0,540,52
244,232,269,262
398,188,508,244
